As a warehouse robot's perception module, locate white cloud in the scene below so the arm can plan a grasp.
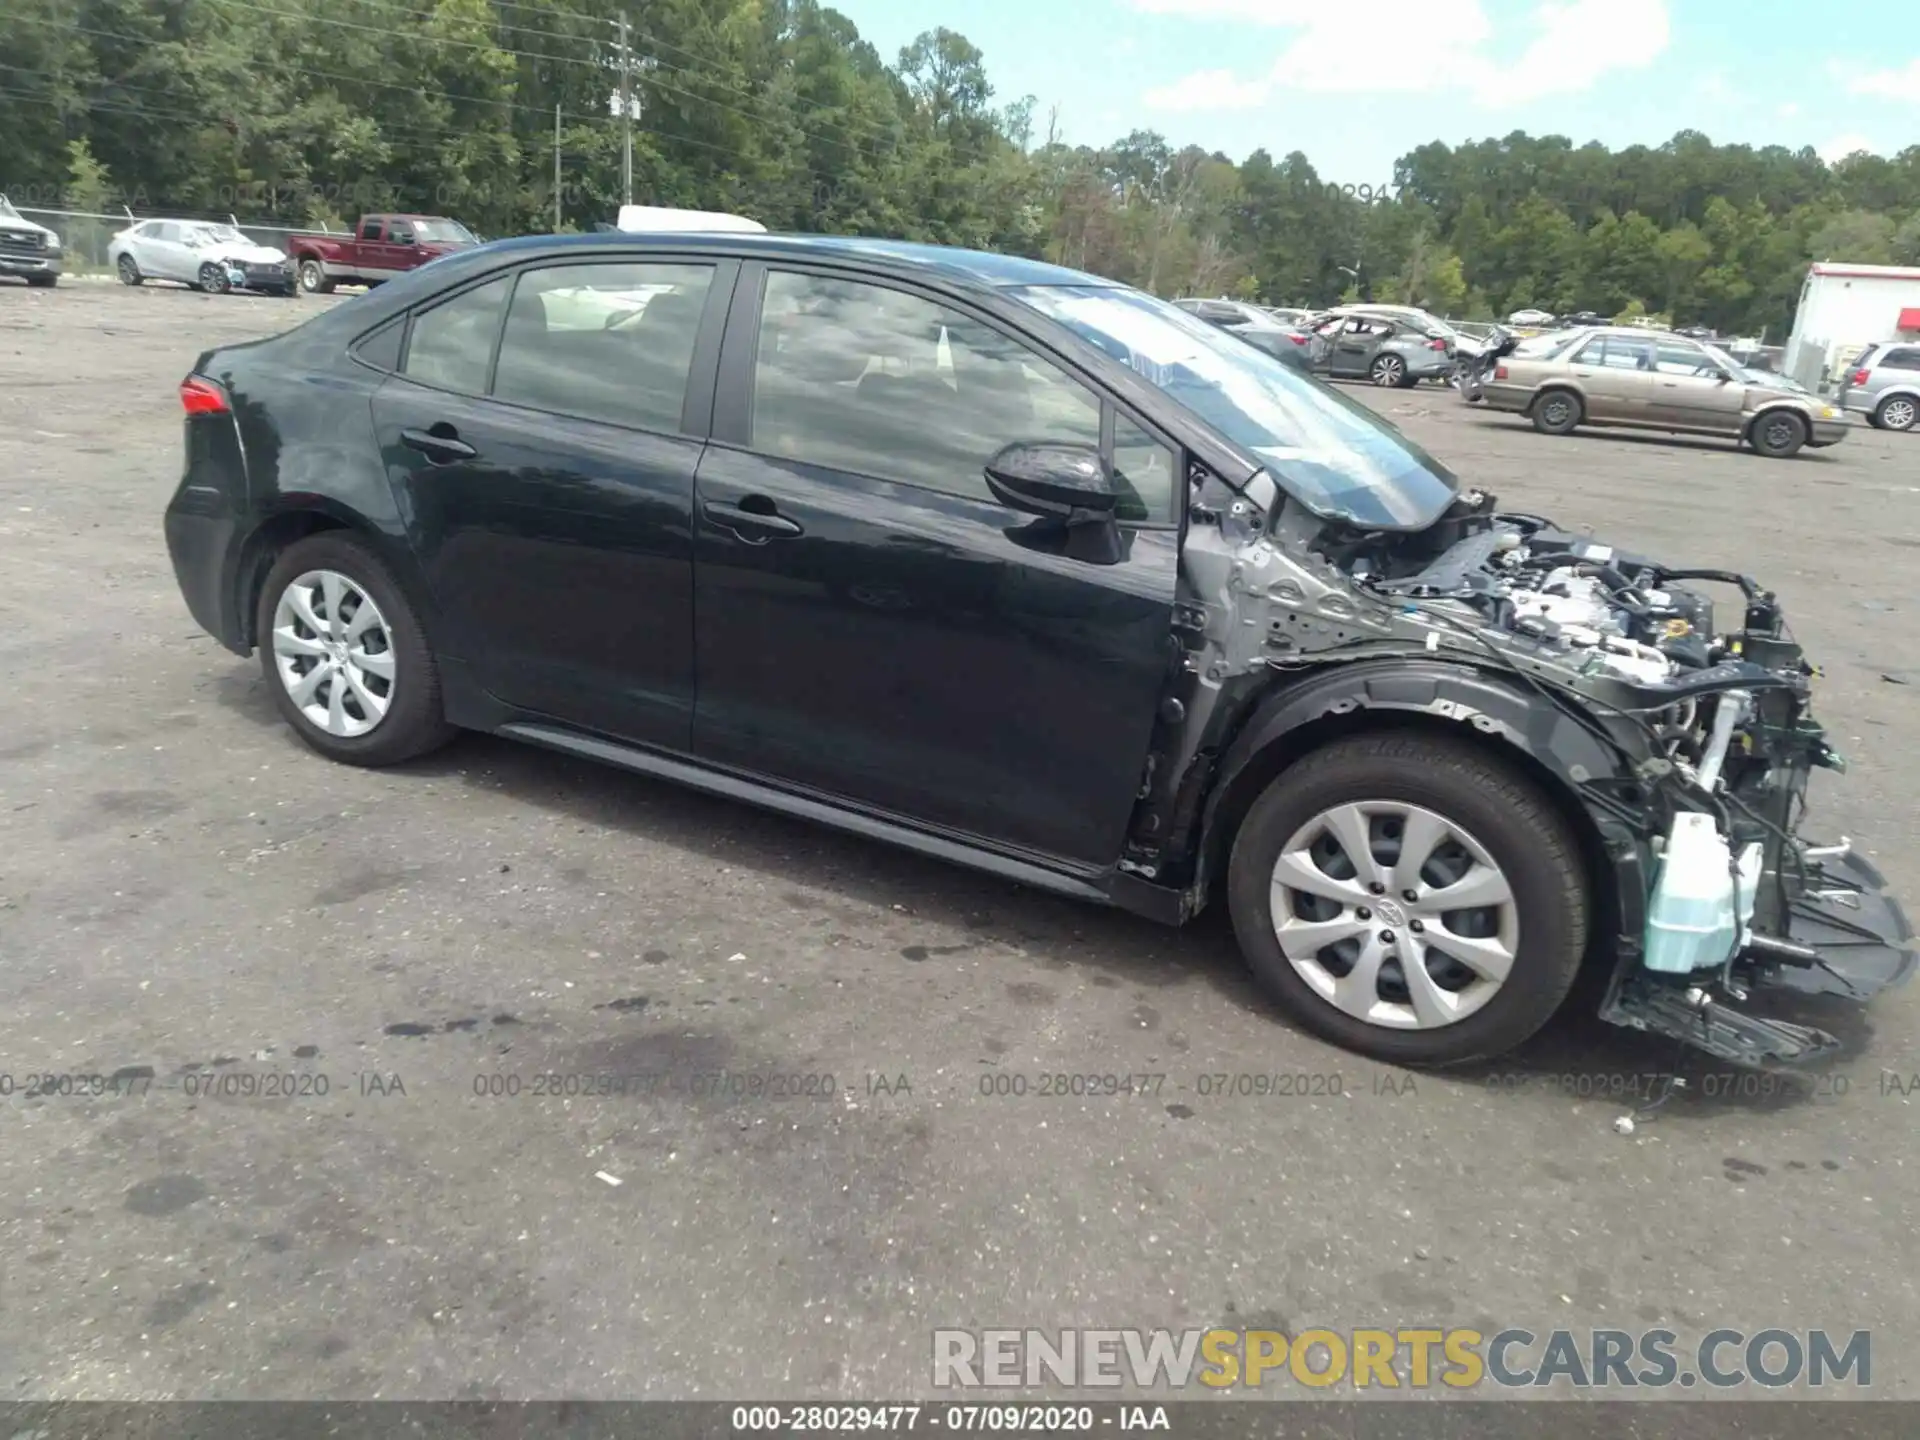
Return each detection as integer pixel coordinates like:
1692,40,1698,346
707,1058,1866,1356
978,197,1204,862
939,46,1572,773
1131,0,1319,21
1777,101,1801,118
1818,134,1876,164
1144,67,1272,111
1840,56,1920,99
1136,0,1670,111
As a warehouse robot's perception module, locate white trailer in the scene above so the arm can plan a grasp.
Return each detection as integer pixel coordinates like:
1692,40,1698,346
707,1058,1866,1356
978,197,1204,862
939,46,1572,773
1783,262,1920,392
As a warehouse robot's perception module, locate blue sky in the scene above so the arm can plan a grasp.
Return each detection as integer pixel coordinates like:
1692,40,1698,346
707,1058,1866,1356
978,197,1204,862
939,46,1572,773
826,0,1918,183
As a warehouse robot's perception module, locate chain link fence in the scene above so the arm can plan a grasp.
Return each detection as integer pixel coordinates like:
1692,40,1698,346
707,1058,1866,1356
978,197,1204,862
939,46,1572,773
7,202,346,274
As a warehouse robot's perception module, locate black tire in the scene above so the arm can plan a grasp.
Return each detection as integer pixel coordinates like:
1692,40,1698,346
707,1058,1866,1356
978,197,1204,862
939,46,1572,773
26,273,58,288
1875,394,1918,432
297,257,334,294
1531,388,1582,435
1226,732,1590,1067
198,261,230,295
255,533,456,767
1369,354,1405,388
117,254,142,286
1748,409,1806,459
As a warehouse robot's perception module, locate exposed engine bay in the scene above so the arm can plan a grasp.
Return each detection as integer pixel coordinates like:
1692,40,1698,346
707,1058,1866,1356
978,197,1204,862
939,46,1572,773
1158,480,1915,1069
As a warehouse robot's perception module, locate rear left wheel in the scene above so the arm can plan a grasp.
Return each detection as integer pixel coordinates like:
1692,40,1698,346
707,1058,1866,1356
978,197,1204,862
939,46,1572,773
297,258,334,294
256,534,455,767
1226,732,1589,1066
1369,354,1405,388
1876,395,1917,432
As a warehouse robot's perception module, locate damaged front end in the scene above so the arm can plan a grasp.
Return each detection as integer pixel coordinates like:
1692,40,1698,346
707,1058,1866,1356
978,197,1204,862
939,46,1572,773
1134,480,1913,1068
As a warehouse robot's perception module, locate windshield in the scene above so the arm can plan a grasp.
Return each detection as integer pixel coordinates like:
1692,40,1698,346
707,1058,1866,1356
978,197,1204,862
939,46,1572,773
182,225,247,247
414,218,476,243
1015,284,1460,530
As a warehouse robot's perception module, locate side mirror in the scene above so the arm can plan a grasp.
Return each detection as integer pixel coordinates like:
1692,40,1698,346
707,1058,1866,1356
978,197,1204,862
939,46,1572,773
396,233,417,245
984,442,1117,521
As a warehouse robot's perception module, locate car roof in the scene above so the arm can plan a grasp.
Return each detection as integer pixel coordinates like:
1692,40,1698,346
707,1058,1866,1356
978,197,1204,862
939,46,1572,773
443,231,1119,290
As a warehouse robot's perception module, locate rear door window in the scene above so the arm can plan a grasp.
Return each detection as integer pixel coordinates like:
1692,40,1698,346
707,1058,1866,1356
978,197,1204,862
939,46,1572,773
1654,341,1716,376
401,275,511,394
490,261,714,432
1882,347,1920,370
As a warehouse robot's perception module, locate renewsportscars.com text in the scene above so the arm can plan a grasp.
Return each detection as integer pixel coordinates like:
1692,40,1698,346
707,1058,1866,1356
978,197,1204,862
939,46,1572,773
932,1327,1871,1390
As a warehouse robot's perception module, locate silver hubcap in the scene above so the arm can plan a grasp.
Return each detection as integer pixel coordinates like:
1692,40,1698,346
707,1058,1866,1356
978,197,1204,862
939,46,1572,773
1269,801,1519,1030
1375,358,1401,385
271,570,395,737
1543,399,1571,426
300,261,322,290
1764,418,1795,449
1884,399,1915,430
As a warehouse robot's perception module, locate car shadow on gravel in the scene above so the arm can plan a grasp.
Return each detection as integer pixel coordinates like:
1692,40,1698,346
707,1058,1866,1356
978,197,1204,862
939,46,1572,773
211,659,1882,1116
1461,414,1849,461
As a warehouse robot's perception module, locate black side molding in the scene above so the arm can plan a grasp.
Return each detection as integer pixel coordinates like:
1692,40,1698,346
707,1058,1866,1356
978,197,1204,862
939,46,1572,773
497,722,1116,908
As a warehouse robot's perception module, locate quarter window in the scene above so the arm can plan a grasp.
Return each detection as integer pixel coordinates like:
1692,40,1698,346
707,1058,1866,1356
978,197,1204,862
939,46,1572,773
402,275,511,395
491,262,713,431
751,271,1161,514
1882,347,1920,370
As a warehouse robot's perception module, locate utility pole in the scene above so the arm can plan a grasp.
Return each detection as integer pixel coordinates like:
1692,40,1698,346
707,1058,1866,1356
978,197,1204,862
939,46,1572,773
617,10,633,207
553,102,563,232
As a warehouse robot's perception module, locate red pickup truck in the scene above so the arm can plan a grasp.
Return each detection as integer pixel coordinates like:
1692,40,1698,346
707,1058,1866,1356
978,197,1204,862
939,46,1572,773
288,213,479,294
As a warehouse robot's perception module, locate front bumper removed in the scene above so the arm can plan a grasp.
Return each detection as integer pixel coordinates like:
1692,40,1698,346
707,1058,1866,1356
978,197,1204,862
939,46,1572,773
1604,843,1915,1067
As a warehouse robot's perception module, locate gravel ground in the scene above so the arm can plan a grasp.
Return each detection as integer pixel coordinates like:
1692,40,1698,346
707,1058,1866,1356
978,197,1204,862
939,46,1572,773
2,281,1918,1404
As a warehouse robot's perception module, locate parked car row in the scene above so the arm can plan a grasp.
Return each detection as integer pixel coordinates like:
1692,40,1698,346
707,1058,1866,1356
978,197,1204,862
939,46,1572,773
0,205,479,300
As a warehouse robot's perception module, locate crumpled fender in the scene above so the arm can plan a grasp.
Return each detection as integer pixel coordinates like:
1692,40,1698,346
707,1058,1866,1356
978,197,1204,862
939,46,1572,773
1194,658,1648,942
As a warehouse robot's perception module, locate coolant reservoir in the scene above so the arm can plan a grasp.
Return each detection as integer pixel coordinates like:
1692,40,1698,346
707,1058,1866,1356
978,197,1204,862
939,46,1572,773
1643,814,1763,974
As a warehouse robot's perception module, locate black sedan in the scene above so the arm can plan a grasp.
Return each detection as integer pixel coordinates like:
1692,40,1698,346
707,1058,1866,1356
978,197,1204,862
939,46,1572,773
162,232,1911,1068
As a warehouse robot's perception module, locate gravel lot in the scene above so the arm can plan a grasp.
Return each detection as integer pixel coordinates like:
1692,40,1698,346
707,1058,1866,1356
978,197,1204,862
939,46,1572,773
3,282,1919,1403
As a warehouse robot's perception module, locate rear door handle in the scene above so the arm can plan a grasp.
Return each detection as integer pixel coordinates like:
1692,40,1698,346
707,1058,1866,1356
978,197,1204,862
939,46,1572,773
703,497,803,542
400,425,476,462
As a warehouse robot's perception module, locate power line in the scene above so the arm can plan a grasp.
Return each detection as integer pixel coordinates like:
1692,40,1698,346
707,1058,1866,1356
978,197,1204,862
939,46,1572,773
189,0,902,161
297,0,913,154
0,67,762,173
6,9,892,170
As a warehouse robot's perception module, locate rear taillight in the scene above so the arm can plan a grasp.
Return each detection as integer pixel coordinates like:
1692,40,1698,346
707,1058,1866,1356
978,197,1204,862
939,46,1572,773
180,376,230,415
1430,338,1448,351
1493,364,1509,380
1288,333,1308,344
1851,368,1870,385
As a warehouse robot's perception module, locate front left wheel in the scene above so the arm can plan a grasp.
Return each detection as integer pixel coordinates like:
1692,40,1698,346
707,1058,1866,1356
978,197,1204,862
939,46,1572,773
1226,732,1590,1066
255,533,455,767
198,261,230,295
1748,410,1806,459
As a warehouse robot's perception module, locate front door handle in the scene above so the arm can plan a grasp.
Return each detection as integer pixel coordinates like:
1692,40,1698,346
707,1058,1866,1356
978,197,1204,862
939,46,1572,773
401,425,476,462
703,497,803,542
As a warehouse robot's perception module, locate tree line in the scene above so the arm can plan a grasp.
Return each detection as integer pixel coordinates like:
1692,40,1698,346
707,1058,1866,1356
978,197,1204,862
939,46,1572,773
5,0,1920,337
